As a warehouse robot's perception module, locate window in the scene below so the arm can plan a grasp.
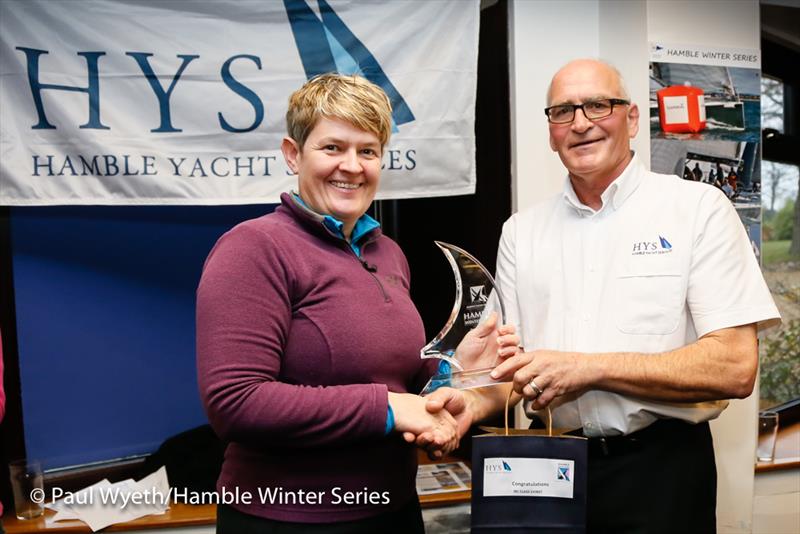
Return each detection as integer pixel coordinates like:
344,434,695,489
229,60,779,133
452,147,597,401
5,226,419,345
758,76,799,410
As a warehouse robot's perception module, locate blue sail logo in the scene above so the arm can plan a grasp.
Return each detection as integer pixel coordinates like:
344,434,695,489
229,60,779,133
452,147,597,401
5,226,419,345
659,236,672,250
284,0,415,131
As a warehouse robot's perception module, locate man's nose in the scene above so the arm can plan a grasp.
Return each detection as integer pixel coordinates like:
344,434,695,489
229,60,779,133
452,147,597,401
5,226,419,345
571,107,593,132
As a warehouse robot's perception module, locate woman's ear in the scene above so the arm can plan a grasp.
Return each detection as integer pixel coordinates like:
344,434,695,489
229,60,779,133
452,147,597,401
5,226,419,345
281,137,301,174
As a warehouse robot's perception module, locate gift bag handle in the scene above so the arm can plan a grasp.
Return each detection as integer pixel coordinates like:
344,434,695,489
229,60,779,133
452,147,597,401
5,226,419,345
504,386,552,436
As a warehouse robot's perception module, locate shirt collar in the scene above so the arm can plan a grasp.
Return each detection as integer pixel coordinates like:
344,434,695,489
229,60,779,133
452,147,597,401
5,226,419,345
562,151,644,216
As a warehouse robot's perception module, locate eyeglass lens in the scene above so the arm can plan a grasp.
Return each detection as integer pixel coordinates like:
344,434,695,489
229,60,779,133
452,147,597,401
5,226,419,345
548,99,616,123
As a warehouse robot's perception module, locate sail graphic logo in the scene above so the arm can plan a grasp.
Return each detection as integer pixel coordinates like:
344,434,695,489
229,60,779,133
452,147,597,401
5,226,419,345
284,0,414,131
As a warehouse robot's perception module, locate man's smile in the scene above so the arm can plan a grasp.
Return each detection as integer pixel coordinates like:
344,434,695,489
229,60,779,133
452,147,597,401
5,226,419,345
570,138,603,149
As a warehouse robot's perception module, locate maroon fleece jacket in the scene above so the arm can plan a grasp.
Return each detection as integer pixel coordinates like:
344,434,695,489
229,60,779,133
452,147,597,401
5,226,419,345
196,193,434,523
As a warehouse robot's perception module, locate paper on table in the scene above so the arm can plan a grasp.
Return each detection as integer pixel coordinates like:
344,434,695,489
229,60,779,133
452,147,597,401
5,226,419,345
45,478,109,524
416,462,471,495
46,466,170,532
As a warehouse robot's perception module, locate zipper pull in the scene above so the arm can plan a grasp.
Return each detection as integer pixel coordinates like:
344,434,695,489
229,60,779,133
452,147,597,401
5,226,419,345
361,259,377,272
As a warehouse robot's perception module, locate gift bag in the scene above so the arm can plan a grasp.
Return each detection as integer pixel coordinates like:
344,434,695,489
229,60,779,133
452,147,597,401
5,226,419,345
471,405,587,533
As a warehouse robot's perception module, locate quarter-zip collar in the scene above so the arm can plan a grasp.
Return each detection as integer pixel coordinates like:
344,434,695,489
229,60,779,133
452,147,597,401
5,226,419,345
282,192,381,257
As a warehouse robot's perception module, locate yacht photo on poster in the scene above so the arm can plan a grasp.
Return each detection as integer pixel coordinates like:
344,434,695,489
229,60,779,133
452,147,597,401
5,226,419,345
650,42,761,143
652,138,763,258
649,42,763,258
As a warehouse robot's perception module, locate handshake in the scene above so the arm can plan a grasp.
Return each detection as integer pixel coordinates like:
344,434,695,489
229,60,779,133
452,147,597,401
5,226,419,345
388,313,520,458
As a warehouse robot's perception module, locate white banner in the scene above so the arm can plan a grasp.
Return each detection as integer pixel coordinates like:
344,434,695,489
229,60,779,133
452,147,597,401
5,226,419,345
0,0,479,205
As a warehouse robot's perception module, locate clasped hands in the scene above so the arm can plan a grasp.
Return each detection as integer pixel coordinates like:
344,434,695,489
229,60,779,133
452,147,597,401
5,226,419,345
398,342,591,457
390,312,519,457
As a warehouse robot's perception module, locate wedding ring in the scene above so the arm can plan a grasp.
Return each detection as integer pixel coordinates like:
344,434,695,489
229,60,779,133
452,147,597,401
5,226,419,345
529,378,543,396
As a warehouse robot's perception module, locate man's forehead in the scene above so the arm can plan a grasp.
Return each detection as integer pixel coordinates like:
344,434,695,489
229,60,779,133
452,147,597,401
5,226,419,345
548,62,621,103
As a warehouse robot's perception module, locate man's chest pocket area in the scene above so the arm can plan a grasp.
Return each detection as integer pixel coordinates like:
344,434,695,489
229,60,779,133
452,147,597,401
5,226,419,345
614,267,684,335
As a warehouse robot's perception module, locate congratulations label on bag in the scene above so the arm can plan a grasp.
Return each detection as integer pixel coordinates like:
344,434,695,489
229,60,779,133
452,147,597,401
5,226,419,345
483,457,575,499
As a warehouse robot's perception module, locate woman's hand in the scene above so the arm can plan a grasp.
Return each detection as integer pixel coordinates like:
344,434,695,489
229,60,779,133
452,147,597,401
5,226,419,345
388,392,460,455
454,312,520,370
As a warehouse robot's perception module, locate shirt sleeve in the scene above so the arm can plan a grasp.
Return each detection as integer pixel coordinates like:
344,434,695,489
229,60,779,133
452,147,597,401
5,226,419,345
196,225,389,449
687,188,780,337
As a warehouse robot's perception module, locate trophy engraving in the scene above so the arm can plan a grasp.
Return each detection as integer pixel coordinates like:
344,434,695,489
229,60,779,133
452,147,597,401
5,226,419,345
420,241,508,395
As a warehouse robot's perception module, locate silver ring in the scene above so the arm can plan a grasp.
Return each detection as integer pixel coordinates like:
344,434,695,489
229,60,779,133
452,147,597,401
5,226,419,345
529,378,543,396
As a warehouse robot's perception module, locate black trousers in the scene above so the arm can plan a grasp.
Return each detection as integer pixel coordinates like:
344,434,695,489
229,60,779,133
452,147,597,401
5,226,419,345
584,419,717,534
217,498,425,534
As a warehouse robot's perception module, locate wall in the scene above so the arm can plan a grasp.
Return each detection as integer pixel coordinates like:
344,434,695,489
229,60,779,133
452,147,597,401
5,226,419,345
509,0,760,531
11,204,270,469
508,0,598,212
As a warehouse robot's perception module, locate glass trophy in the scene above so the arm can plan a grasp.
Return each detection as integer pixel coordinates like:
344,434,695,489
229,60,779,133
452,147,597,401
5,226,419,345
419,241,509,396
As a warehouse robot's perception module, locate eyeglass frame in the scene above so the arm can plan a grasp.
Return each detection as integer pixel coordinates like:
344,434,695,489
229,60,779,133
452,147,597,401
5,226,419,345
544,98,631,124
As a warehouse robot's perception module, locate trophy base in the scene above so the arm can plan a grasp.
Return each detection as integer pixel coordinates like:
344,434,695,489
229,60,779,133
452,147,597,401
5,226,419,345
420,367,510,396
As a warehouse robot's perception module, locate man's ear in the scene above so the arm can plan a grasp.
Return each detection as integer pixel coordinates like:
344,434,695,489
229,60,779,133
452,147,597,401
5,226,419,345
627,103,640,139
281,137,301,174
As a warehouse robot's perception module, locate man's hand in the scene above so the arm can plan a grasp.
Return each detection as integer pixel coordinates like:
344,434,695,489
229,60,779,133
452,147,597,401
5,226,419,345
388,392,460,455
403,387,474,459
489,325,759,407
454,312,520,370
490,350,595,410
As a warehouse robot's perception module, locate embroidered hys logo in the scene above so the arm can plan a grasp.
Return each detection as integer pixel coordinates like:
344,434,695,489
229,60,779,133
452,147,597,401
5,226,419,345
631,235,674,256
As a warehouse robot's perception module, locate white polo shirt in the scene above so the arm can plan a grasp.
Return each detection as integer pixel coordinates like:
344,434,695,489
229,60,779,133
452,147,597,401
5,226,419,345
496,154,780,437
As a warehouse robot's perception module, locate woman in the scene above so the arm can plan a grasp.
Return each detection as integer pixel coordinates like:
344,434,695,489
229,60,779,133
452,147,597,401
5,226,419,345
197,74,515,532
1,330,5,534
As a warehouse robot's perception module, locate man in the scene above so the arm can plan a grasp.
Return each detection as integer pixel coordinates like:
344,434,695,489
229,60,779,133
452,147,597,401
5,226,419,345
693,161,704,182
420,59,780,533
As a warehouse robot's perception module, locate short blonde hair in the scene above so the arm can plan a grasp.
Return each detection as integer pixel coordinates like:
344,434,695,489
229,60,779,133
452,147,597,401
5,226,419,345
286,73,393,150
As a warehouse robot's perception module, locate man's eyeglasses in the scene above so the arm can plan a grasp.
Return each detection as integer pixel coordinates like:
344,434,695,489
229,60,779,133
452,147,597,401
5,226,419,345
544,98,630,124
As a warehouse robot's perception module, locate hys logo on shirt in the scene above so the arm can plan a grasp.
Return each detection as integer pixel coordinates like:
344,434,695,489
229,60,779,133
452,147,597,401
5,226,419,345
631,235,673,256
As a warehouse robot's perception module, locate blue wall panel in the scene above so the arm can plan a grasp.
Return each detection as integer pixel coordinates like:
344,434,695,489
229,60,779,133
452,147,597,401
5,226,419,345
11,205,272,470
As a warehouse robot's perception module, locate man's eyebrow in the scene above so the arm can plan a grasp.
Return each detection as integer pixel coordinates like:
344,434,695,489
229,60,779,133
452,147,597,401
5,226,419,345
549,95,613,106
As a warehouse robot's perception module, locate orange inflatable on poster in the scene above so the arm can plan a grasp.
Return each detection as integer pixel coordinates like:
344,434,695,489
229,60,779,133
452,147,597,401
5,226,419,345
657,84,706,133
